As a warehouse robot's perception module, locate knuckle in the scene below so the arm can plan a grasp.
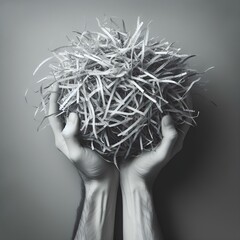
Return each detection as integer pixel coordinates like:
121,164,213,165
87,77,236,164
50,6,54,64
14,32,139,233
168,128,178,140
69,149,82,163
61,130,69,139
61,129,74,140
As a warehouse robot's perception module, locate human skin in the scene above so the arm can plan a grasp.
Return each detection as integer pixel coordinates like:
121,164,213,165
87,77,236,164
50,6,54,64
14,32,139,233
48,83,190,240
48,83,119,240
120,115,190,240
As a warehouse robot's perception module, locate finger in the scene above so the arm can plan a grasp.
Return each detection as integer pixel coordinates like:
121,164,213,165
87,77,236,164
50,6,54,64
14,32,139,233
62,112,83,161
170,122,190,158
48,83,64,135
150,115,178,164
178,93,193,139
170,94,193,157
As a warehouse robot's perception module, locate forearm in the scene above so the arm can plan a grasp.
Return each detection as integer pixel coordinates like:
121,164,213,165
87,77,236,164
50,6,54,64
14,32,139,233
74,177,119,240
121,177,163,240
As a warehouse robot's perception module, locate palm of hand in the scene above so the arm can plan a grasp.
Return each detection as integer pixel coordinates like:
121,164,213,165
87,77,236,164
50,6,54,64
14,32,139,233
71,147,115,180
49,83,190,183
48,84,116,181
120,115,189,184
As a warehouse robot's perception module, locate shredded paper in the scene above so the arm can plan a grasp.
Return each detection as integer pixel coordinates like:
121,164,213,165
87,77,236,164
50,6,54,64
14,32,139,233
28,17,212,165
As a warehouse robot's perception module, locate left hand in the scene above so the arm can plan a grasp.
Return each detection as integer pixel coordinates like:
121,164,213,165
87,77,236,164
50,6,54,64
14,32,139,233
48,83,119,183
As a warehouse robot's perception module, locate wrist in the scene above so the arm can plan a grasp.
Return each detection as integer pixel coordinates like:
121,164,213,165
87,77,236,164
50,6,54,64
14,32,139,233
85,173,119,192
120,167,154,192
82,164,119,186
120,172,161,240
75,167,119,240
120,172,152,194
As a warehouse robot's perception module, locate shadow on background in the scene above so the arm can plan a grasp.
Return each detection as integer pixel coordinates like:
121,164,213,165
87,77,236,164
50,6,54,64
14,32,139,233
153,86,218,240
112,83,218,240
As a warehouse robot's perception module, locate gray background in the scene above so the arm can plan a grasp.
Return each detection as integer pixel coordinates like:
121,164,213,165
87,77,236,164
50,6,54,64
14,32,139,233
0,0,239,239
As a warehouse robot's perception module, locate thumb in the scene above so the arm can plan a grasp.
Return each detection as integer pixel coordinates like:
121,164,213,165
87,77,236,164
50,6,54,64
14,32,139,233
62,112,83,163
161,115,178,139
141,115,178,168
62,112,80,139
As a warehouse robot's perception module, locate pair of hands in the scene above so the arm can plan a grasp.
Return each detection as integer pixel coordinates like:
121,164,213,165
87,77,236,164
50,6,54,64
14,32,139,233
49,83,190,240
48,83,189,187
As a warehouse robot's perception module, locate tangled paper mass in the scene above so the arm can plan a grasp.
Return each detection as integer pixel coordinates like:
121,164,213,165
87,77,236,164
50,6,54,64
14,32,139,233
29,17,211,165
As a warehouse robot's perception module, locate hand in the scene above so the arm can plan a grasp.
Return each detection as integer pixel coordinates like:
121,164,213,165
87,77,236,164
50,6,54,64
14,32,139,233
48,83,119,240
48,83,118,182
120,114,191,240
120,114,190,187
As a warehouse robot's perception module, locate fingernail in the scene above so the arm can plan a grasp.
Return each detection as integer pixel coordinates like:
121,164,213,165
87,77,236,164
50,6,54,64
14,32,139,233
163,115,173,126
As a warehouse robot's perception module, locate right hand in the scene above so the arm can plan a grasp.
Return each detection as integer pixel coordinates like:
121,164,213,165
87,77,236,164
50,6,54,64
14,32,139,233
120,100,192,188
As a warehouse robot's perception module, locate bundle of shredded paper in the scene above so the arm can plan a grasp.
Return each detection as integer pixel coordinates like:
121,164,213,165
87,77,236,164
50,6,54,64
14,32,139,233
29,17,211,165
